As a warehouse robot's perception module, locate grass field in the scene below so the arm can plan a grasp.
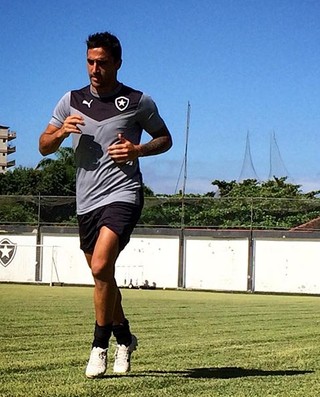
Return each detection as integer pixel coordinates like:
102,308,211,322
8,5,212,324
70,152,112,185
0,284,319,397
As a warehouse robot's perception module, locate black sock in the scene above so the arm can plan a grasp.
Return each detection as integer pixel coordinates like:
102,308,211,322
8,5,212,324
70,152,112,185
92,322,112,349
112,319,132,346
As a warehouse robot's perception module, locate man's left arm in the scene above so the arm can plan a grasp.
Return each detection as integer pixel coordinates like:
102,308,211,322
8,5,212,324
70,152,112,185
138,125,172,157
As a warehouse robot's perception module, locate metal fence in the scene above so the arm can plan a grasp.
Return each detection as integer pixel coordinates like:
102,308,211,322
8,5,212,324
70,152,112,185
1,195,320,230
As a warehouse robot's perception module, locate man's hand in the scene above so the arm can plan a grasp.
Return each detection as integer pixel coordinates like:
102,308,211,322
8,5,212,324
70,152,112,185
108,133,141,164
60,115,85,138
39,115,85,156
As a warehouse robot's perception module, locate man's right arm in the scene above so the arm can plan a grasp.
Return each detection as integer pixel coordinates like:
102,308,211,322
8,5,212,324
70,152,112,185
39,124,68,156
39,115,84,156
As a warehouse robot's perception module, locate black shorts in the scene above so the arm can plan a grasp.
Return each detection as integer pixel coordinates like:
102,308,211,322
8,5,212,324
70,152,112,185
77,201,143,254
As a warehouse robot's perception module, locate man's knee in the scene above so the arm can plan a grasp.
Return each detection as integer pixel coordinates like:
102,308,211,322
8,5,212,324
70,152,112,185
91,259,115,280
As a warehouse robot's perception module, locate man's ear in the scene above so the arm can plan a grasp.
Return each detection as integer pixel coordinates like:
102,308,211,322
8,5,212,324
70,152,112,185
116,59,122,70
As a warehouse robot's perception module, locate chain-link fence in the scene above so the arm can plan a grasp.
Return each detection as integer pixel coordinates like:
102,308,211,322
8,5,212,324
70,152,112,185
1,195,320,230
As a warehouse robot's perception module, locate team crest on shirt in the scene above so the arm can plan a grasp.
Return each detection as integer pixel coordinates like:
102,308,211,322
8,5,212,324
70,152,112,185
115,96,130,111
0,238,17,267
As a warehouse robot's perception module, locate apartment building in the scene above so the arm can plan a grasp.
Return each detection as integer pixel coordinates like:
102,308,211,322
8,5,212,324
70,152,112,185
0,125,16,173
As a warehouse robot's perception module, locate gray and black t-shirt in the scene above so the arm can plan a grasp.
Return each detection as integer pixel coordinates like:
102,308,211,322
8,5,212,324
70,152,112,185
49,84,165,215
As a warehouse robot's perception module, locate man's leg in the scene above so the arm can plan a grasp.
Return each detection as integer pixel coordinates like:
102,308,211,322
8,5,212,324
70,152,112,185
85,226,119,378
85,225,136,377
89,226,120,322
108,244,137,374
113,289,126,324
112,290,133,346
91,227,135,352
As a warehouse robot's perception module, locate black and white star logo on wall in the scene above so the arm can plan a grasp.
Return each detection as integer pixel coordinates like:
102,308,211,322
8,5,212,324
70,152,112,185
0,238,17,267
115,96,130,111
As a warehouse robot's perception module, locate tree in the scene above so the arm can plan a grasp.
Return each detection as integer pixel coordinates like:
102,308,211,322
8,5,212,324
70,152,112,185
36,147,76,195
0,167,41,195
2,158,320,229
36,147,75,170
207,178,320,229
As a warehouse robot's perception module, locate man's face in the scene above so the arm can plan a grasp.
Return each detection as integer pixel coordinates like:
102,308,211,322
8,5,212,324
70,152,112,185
87,47,121,93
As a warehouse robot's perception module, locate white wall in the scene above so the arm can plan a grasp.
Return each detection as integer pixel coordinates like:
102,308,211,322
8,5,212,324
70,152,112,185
0,234,37,283
40,233,180,288
116,235,180,289
254,238,320,294
41,234,92,285
1,229,320,295
185,237,249,291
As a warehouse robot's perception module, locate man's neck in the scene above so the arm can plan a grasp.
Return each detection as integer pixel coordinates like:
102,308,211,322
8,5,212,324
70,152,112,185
90,81,121,96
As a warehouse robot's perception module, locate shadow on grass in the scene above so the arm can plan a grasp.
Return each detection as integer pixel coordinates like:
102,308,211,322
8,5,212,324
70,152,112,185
142,367,314,379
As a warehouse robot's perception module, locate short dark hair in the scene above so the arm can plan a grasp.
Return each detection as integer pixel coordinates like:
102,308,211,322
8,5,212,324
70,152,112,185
86,32,122,62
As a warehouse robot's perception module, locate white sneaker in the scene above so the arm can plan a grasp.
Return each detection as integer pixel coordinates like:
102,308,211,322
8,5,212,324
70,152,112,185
85,347,107,378
113,335,138,374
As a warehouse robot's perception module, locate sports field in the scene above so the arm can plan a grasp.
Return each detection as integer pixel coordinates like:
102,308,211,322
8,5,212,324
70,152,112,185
0,284,319,397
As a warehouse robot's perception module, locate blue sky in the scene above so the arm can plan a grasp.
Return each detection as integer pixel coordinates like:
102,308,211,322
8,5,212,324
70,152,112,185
1,0,320,194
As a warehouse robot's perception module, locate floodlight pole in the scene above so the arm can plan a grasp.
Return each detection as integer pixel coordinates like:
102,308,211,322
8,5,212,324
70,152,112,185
178,102,191,289
181,101,191,228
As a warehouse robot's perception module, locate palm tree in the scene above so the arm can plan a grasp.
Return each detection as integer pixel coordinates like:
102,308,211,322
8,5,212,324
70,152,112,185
36,147,75,170
36,147,76,195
